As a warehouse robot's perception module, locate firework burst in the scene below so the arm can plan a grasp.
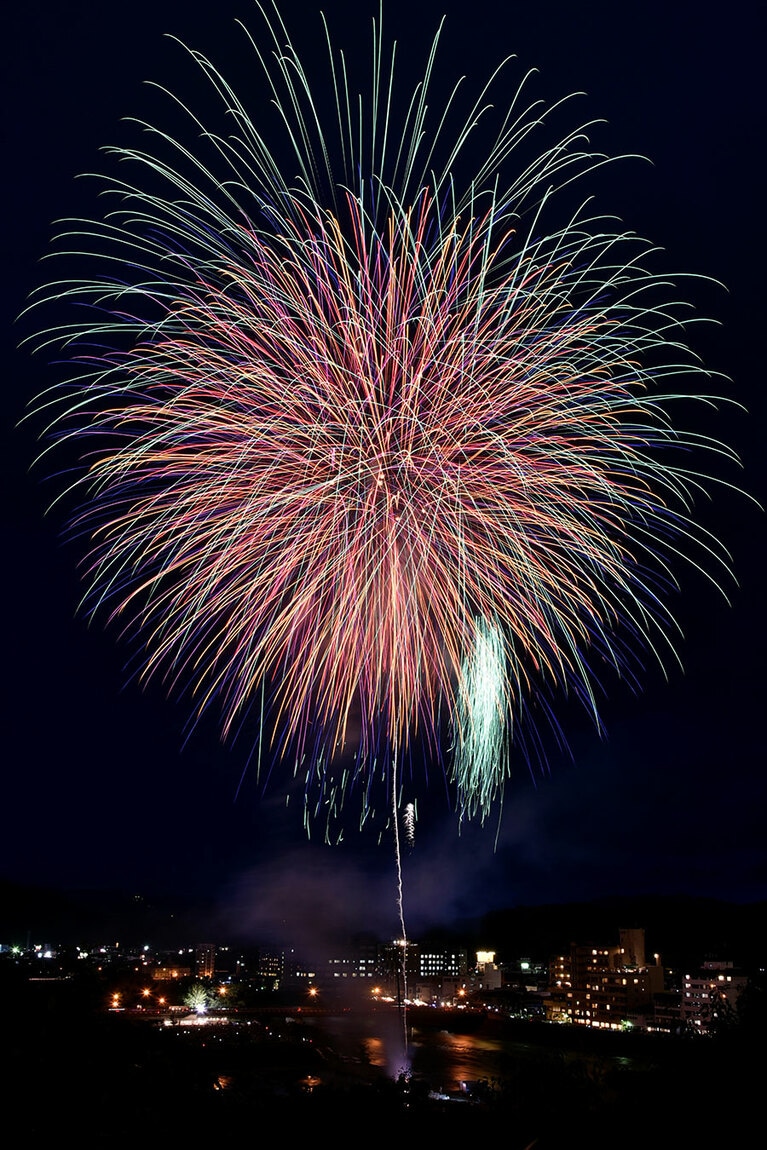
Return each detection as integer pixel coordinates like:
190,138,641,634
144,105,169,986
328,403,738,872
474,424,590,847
27,2,737,835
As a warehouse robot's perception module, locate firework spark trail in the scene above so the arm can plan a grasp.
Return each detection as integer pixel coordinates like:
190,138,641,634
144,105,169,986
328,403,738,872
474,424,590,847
391,755,409,1054
454,617,508,823
26,3,739,848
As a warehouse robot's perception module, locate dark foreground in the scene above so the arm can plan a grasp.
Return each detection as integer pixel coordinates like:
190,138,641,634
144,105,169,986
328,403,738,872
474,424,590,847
4,978,762,1146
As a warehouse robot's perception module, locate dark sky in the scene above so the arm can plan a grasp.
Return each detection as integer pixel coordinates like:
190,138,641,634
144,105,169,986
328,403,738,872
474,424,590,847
3,0,765,947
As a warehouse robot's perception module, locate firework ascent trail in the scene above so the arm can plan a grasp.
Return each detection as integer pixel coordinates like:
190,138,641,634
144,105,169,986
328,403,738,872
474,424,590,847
25,2,740,986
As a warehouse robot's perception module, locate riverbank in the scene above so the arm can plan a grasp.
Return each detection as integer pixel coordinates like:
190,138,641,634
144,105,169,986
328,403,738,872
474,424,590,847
4,984,760,1146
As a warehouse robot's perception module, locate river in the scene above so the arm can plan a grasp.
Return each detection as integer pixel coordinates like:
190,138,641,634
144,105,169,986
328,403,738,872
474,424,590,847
301,1009,640,1096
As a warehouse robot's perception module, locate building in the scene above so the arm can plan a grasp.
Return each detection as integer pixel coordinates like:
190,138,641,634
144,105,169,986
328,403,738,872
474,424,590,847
152,963,192,981
326,944,378,990
256,949,283,988
411,943,469,1003
377,939,420,998
195,943,216,979
680,961,748,1034
281,947,318,990
567,964,664,1029
474,950,502,991
419,945,468,980
547,928,665,1030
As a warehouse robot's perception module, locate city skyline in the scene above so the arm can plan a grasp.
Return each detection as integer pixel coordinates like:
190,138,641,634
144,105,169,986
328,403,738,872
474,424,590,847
2,915,757,1041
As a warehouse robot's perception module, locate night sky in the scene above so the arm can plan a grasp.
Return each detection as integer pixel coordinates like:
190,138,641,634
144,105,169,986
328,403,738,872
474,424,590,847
3,0,765,947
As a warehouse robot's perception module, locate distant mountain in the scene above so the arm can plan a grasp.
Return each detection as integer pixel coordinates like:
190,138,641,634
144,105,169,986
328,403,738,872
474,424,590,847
0,879,217,947
1,880,764,968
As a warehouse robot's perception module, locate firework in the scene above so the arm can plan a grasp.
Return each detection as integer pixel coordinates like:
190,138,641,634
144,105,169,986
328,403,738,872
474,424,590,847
453,618,508,823
403,803,416,849
27,2,736,835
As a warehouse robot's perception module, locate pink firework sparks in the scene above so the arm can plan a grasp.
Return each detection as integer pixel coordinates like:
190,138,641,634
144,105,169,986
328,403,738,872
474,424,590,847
26,5,738,831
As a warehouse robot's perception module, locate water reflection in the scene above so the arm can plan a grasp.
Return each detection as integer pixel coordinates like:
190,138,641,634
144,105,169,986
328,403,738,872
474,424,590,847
327,1012,412,1079
309,1013,511,1092
408,1029,508,1092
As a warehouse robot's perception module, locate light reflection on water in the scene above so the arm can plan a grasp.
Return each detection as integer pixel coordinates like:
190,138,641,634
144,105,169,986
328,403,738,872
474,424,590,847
347,1012,413,1079
310,1014,513,1092
408,1029,512,1091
